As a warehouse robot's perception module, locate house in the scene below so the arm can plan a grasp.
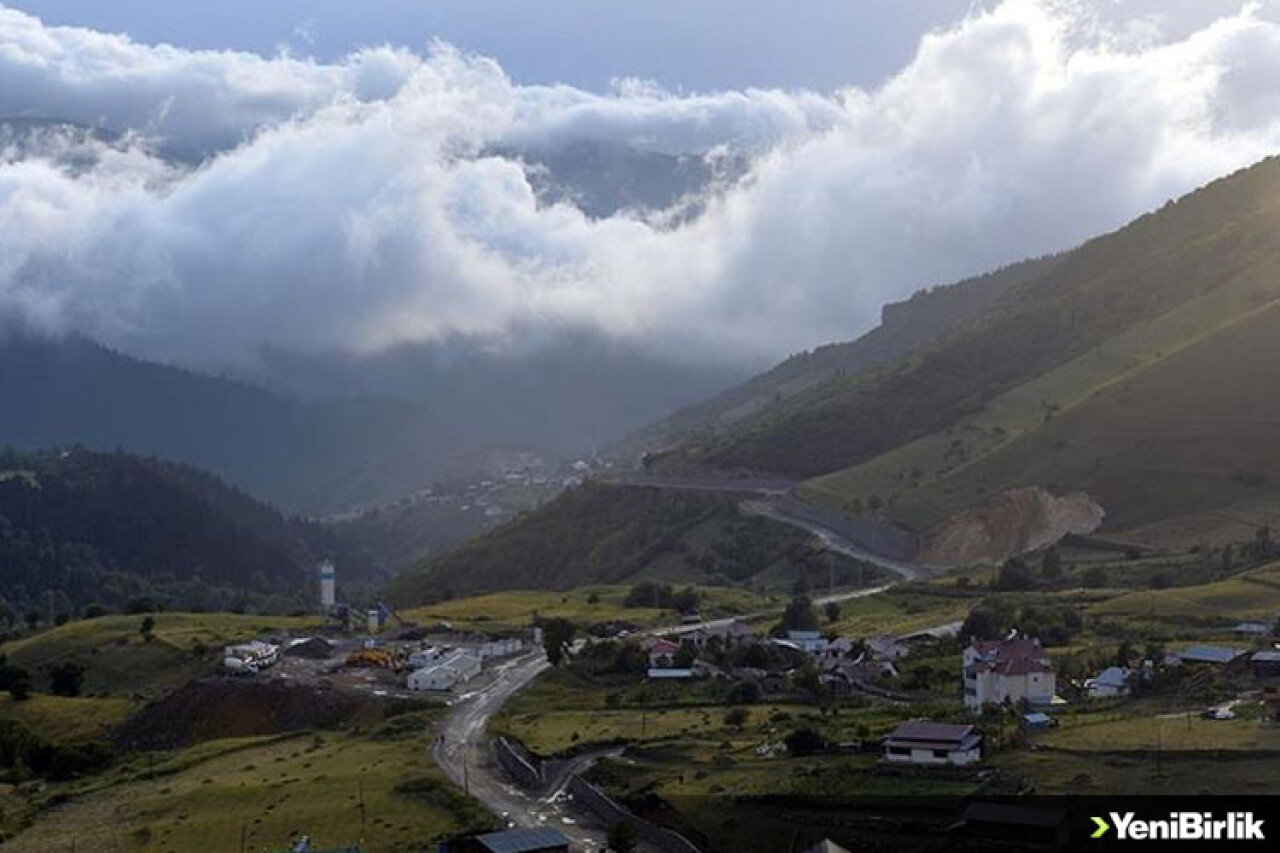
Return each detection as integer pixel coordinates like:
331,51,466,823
1234,621,1272,637
408,665,455,691
439,826,571,853
883,720,982,766
785,630,828,654
1084,666,1131,699
688,620,757,650
963,636,1055,710
645,638,681,668
1178,645,1244,665
440,650,482,682
865,634,909,660
815,637,861,665
1250,650,1280,677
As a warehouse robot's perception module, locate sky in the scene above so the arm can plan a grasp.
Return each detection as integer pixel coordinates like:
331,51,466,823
3,0,1280,369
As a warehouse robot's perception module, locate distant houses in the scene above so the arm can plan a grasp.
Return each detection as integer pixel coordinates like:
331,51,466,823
963,636,1056,710
883,721,982,766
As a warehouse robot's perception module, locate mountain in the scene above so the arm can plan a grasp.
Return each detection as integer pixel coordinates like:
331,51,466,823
386,481,876,604
648,155,1280,551
495,139,747,220
616,254,1060,461
0,332,455,514
0,447,351,618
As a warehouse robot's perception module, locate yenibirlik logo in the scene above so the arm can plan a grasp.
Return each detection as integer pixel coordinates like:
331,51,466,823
1092,812,1265,841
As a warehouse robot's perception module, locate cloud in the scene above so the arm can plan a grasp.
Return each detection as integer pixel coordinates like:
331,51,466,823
1,0,1280,369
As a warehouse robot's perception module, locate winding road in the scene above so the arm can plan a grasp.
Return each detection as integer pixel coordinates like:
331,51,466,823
430,478,939,850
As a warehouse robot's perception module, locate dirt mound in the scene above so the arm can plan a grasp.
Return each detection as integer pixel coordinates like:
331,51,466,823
115,678,385,751
919,486,1104,566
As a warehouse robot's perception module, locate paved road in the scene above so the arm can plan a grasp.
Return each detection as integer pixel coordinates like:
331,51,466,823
431,476,940,849
433,652,619,850
598,474,936,581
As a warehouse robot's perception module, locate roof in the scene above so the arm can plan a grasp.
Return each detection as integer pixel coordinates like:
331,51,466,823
1234,621,1272,634
475,827,571,853
886,720,976,745
1251,650,1280,663
1022,712,1053,725
647,638,680,654
787,630,823,641
1179,645,1243,664
1088,666,1130,688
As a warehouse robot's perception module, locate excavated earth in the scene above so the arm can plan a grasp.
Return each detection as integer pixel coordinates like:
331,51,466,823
918,486,1105,566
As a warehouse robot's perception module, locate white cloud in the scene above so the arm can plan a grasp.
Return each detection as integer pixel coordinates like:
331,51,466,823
1,0,1280,368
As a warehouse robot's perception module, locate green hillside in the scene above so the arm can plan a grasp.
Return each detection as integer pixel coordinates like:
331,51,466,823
671,157,1280,485
386,482,878,604
621,255,1056,460
0,448,355,618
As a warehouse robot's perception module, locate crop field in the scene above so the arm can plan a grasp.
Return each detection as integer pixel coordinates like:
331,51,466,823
0,613,318,697
3,721,491,853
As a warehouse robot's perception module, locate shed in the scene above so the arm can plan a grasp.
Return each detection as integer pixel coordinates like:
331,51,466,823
407,665,455,692
1084,666,1131,699
1179,646,1244,665
1021,712,1055,730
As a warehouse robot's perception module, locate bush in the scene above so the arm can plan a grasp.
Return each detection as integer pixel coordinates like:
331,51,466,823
784,725,825,756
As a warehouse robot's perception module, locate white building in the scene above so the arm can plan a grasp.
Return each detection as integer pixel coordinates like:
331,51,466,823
1085,666,1131,699
408,665,456,691
883,721,982,766
963,636,1055,711
317,560,336,610
440,650,482,682
785,630,827,654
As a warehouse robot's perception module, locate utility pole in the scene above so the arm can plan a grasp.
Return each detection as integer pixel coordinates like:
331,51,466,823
240,822,247,853
358,782,367,831
463,753,470,795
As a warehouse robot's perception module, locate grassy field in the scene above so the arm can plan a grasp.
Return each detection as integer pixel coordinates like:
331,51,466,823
1087,561,1280,628
0,693,135,742
801,269,1280,541
4,720,492,853
0,612,318,697
401,585,779,633
1038,712,1280,751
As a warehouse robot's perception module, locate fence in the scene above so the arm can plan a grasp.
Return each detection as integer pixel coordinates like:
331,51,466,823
492,736,544,790
567,775,703,853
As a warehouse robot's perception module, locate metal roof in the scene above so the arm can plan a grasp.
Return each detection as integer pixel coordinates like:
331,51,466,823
1179,645,1243,664
886,720,976,744
476,827,570,853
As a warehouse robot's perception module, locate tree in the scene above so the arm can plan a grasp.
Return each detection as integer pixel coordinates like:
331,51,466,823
139,615,156,643
0,656,32,702
724,707,750,730
783,725,825,756
824,601,842,624
48,662,85,697
1041,547,1063,579
673,640,697,669
994,558,1033,591
607,820,638,853
779,595,819,633
541,618,574,667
